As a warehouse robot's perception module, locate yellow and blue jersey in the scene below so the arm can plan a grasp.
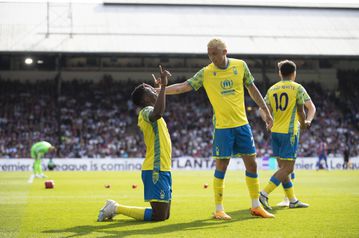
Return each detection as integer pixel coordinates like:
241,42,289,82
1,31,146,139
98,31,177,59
265,80,311,136
187,58,254,129
138,106,172,172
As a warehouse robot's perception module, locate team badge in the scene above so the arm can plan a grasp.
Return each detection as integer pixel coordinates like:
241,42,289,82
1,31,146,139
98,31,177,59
213,72,216,76
233,67,238,75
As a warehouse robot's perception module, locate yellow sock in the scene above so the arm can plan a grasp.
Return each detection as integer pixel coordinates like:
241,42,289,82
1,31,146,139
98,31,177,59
213,170,225,211
116,205,152,221
263,176,281,195
283,181,296,201
245,171,260,199
283,173,295,196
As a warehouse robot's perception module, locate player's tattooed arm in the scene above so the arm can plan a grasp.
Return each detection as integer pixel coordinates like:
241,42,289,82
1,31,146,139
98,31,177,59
155,81,192,95
259,105,273,130
297,104,306,129
247,83,273,129
304,100,316,128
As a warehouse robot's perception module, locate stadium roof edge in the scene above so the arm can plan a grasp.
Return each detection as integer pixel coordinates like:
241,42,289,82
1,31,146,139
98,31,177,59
1,0,358,10
1,2,359,56
1,51,359,59
103,0,359,10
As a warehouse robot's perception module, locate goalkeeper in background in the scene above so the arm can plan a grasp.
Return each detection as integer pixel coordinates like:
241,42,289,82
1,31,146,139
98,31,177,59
28,141,56,182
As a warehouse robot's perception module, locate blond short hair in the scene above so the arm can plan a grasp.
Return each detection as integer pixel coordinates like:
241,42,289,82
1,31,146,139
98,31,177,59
207,38,227,50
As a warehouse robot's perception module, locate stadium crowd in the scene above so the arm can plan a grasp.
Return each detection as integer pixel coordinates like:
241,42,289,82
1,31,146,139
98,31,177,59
0,72,358,159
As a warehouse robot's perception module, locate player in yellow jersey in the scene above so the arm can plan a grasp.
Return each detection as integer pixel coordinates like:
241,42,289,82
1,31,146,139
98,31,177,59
259,60,312,210
160,38,274,219
98,65,172,222
277,85,316,207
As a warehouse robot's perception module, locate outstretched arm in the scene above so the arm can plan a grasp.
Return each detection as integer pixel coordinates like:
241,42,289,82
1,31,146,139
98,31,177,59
149,65,171,122
154,68,204,95
155,81,192,95
247,84,273,129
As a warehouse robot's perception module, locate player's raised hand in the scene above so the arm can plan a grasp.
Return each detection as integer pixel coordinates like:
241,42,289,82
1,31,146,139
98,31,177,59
152,65,171,89
159,65,171,86
151,74,161,93
152,73,160,86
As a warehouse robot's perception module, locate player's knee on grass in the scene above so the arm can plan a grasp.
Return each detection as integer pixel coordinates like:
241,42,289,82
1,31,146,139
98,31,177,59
152,209,168,221
166,201,171,220
151,202,170,221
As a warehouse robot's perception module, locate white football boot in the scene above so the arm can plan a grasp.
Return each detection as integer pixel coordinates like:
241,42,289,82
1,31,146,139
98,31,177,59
97,200,119,221
289,200,309,208
277,197,290,207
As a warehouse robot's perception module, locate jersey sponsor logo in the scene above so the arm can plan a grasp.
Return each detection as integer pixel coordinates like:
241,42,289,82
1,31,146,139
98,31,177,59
221,79,233,89
220,79,235,95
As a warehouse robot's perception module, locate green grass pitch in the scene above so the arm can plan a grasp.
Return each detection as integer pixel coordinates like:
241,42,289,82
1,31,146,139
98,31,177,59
0,170,358,238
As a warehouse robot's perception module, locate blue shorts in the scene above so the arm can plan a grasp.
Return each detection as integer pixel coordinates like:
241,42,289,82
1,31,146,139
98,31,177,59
212,124,256,158
271,132,299,160
141,170,172,203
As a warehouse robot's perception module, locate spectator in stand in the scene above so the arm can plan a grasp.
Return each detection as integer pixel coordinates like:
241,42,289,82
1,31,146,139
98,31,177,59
343,145,350,170
0,73,358,159
343,132,351,169
316,138,328,170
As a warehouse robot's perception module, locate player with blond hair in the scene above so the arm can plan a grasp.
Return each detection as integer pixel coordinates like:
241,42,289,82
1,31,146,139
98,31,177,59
159,38,274,219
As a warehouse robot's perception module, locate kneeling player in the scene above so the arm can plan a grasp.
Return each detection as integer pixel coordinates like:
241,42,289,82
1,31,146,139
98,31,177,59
98,66,172,222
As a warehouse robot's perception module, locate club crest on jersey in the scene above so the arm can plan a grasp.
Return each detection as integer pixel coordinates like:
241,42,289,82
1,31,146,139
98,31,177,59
213,72,217,76
232,67,238,75
220,79,233,90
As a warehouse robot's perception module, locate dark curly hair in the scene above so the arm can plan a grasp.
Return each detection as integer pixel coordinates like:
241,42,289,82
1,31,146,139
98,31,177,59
131,84,146,107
